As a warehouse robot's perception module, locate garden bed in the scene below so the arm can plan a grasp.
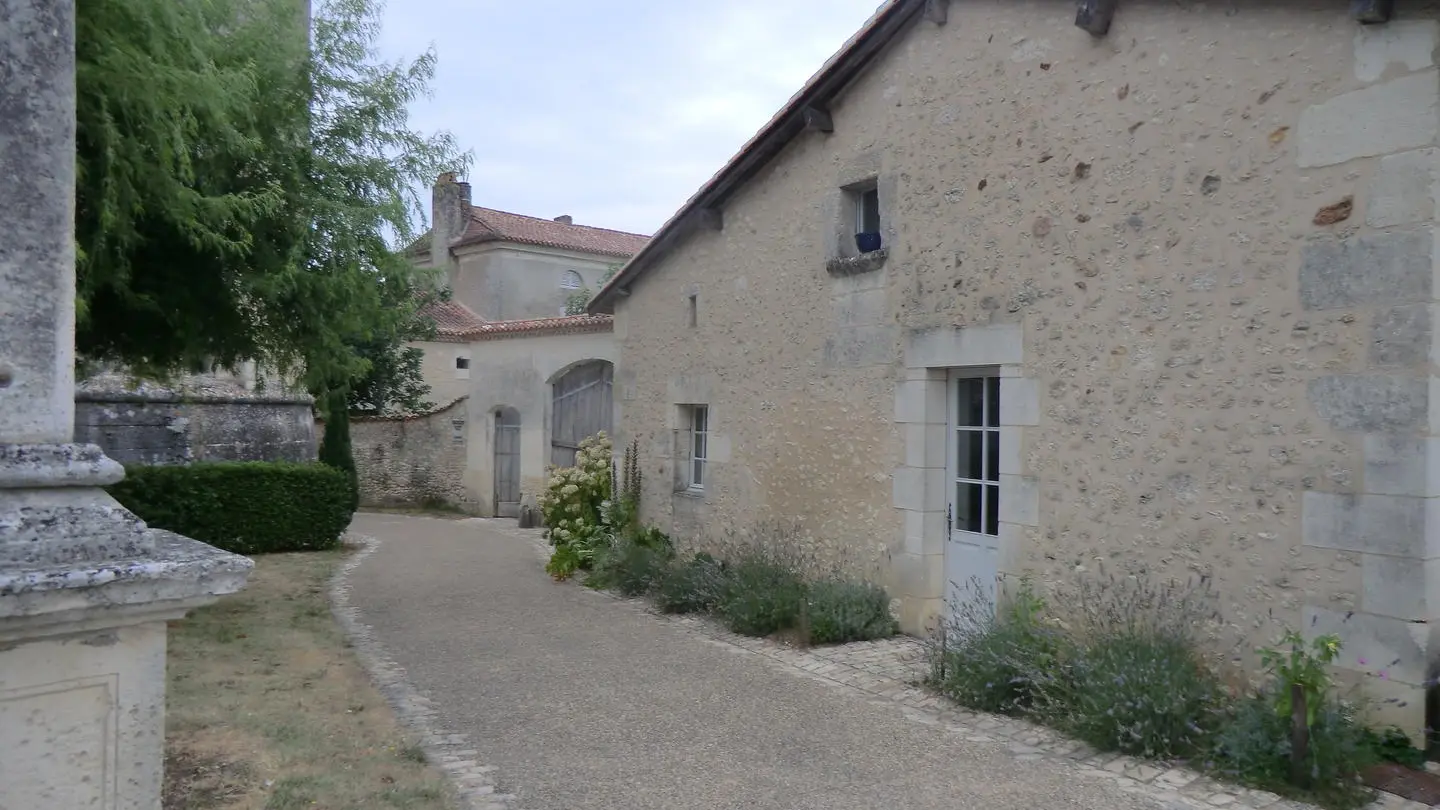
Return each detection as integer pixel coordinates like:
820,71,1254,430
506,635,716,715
924,575,1431,810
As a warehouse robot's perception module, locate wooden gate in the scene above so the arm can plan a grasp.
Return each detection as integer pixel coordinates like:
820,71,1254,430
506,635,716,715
494,407,521,517
551,361,613,468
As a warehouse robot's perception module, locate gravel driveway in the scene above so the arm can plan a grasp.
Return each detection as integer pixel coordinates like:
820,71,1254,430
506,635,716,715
346,512,1176,810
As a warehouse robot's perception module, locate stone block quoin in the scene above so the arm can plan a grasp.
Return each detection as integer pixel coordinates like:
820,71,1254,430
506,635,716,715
1294,16,1440,740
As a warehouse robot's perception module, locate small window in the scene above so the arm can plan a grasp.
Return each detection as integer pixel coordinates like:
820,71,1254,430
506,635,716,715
688,405,708,490
856,187,880,235
687,293,698,328
455,357,470,370
560,270,584,290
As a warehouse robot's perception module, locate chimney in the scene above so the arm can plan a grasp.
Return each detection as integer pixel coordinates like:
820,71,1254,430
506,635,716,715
554,215,573,225
431,171,472,266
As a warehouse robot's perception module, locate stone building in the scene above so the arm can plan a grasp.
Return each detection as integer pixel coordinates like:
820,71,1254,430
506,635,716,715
400,175,646,515
589,0,1440,736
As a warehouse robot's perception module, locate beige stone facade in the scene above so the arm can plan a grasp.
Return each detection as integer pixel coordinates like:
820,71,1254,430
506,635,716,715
595,1,1440,736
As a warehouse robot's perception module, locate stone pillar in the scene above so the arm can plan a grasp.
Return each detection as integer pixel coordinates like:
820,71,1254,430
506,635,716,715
0,2,251,808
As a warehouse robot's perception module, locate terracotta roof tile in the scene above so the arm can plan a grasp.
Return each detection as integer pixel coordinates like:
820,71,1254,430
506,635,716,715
464,314,613,341
458,207,649,258
418,299,486,337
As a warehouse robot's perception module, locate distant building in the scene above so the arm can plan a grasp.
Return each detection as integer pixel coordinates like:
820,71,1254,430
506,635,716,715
404,174,647,515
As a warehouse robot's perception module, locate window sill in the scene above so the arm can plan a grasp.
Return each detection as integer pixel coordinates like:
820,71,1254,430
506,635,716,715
673,488,705,500
825,248,888,278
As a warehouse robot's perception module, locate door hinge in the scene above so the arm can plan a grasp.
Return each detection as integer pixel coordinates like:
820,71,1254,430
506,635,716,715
946,504,953,534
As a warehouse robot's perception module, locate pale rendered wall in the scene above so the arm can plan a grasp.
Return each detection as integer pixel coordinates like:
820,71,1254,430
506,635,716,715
612,0,1440,735
461,331,617,515
452,244,618,322
416,339,473,406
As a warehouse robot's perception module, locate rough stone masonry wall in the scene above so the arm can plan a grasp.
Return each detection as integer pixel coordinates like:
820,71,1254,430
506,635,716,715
612,0,1440,735
346,398,476,513
75,394,317,465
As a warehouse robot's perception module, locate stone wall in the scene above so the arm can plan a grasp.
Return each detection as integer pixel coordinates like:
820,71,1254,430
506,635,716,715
609,2,1440,736
345,397,476,512
74,366,315,465
75,394,316,466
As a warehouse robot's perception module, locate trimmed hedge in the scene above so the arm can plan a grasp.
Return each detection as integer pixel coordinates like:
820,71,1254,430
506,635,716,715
109,462,354,555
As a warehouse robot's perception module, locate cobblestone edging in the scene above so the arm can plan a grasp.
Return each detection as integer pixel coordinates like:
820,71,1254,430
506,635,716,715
503,521,1431,810
330,534,522,810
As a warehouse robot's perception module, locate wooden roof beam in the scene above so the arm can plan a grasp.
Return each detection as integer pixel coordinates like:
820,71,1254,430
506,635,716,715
696,207,723,231
1075,0,1119,36
1351,0,1394,23
802,107,834,134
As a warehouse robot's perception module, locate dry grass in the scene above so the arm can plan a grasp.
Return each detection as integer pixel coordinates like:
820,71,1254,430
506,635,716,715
164,550,452,810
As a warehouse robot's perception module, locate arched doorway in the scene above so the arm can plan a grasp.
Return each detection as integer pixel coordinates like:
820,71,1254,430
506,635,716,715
494,407,521,517
550,360,613,467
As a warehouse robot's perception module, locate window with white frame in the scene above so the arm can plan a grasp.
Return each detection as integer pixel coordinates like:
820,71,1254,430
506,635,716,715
688,405,708,490
950,373,999,536
561,269,584,290
855,186,880,235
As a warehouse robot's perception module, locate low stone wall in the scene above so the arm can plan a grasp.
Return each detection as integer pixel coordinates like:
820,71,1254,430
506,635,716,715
342,398,475,513
75,393,317,465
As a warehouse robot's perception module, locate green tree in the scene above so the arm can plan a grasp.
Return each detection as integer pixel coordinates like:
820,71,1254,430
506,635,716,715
75,0,469,405
563,262,623,316
346,287,443,415
318,388,359,512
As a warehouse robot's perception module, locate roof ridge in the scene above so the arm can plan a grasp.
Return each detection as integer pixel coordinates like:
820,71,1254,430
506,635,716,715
479,313,612,326
469,205,649,239
589,0,911,312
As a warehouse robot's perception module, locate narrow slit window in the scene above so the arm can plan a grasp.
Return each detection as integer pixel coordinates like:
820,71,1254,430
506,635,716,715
856,187,880,234
689,405,708,490
688,293,698,328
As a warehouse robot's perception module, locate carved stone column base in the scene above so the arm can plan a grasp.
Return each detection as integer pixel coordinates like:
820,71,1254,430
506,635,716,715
0,442,252,809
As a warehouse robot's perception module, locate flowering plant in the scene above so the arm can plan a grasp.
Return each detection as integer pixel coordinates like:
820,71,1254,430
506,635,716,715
539,432,613,579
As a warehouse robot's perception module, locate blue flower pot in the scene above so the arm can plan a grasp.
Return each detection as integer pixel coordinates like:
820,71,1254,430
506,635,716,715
855,231,883,253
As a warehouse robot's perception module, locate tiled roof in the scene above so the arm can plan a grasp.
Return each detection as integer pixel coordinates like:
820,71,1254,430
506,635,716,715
444,314,613,342
415,289,612,345
458,207,649,258
418,299,487,338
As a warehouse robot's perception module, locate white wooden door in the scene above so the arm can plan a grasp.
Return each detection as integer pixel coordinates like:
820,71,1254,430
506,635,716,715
945,371,1002,618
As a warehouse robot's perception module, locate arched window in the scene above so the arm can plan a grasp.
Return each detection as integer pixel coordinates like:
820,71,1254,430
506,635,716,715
560,270,584,290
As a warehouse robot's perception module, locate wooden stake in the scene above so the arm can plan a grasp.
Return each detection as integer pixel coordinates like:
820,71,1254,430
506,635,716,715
1291,684,1311,788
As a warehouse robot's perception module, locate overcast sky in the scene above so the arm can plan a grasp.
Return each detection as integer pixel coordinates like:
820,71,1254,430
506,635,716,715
375,1,884,236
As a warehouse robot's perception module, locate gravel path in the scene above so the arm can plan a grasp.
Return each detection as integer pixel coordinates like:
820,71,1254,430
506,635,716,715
346,512,1181,810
